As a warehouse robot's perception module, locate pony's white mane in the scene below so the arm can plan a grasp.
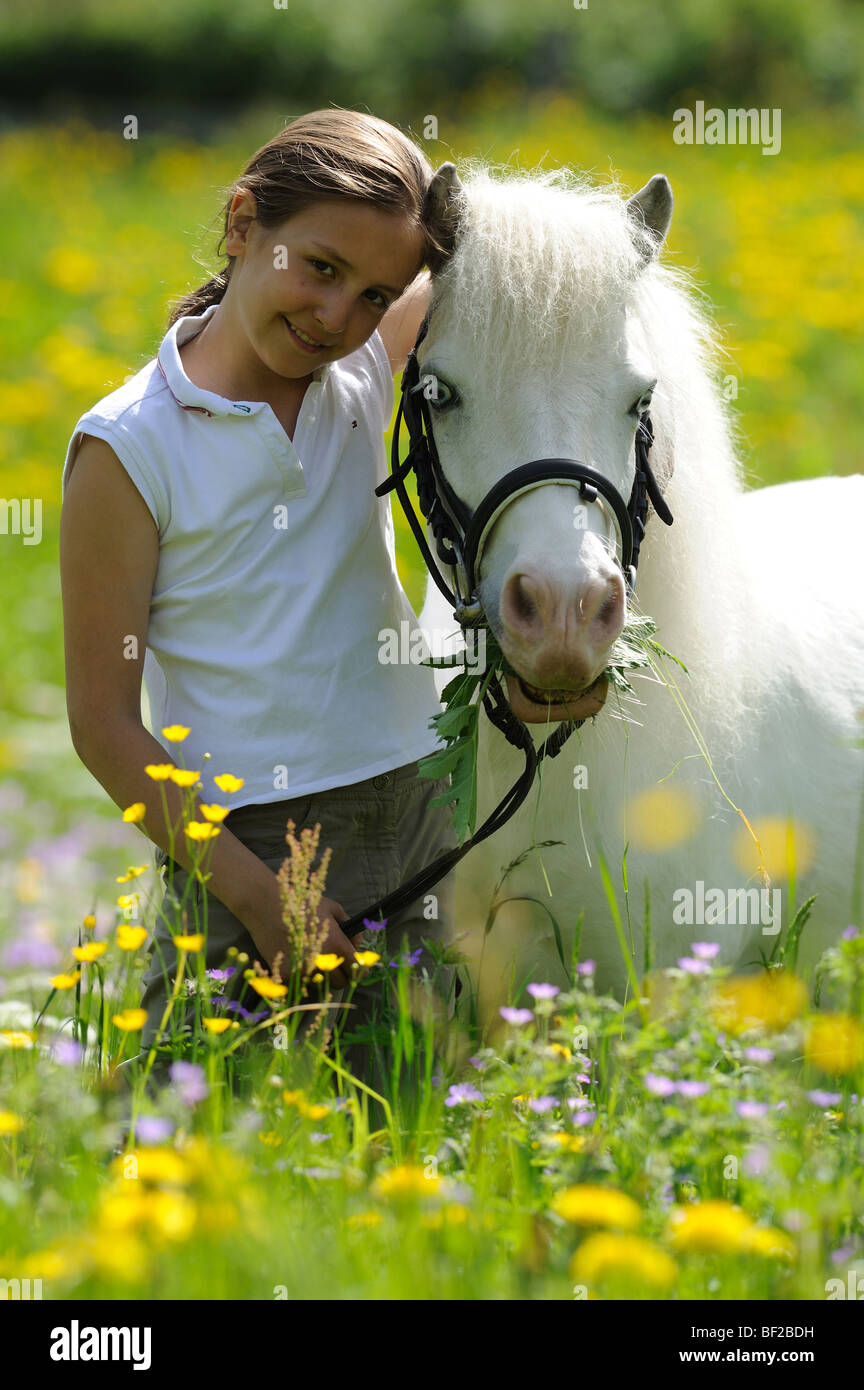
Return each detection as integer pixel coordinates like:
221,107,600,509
431,163,764,752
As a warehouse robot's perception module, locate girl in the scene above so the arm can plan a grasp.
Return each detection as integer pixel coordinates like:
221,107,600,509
59,109,460,1083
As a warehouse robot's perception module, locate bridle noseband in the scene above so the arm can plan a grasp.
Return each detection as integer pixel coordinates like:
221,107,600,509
339,309,673,939
376,312,673,629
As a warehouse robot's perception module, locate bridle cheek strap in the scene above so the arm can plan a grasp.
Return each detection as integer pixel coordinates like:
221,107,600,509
339,314,673,940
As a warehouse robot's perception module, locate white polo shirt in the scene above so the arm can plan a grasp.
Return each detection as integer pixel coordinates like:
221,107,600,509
62,303,445,806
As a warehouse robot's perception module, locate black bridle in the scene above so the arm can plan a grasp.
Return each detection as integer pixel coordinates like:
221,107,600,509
339,312,673,939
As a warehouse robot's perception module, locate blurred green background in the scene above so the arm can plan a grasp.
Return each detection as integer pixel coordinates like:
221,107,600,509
0,0,862,863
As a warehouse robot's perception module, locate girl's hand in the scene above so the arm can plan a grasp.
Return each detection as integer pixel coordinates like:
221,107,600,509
241,871,359,992
308,895,361,991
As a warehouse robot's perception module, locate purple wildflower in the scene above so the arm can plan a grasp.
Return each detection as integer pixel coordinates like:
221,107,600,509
575,1073,591,1084
678,956,711,975
573,1109,596,1126
499,1006,534,1025
830,1243,858,1266
224,1001,269,1023
388,946,423,969
527,982,559,1000
567,1097,593,1111
2,937,62,969
742,1144,771,1177
842,925,859,941
137,1116,175,1143
644,1072,676,1097
677,1080,709,1098
737,1101,769,1119
743,1046,774,1063
444,1082,483,1107
468,1055,487,1071
807,1089,842,1107
527,1096,558,1114
50,1037,82,1067
206,967,236,983
309,1132,331,1143
576,960,595,977
363,917,387,932
169,1060,209,1106
691,941,721,959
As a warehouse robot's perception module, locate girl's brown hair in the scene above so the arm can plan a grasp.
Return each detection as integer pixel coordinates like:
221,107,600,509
167,108,448,328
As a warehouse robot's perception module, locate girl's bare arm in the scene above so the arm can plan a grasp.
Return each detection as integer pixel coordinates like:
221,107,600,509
59,435,358,981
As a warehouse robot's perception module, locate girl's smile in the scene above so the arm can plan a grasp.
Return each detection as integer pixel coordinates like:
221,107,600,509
181,199,426,406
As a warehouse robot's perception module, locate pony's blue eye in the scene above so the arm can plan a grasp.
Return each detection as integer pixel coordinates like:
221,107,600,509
419,373,459,410
629,384,656,416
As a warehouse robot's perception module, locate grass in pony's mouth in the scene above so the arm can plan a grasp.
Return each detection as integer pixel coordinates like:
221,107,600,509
417,614,686,845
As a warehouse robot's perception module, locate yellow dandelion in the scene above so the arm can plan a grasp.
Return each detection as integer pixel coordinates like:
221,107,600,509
248,977,288,999
213,773,244,794
110,1146,189,1185
804,1014,864,1075
112,1008,147,1031
570,1233,677,1289
298,1101,329,1121
116,865,148,883
744,1226,797,1260
0,1031,36,1050
551,1184,641,1230
258,1131,283,1147
82,914,97,930
72,941,108,963
173,933,204,952
667,1200,754,1255
345,1211,383,1230
198,803,229,822
144,764,174,781
624,784,702,852
0,1111,24,1136
51,971,81,989
372,1163,440,1198
354,950,380,967
545,1043,572,1061
116,894,140,911
732,815,817,880
282,1089,304,1105
161,725,190,743
712,972,807,1035
421,1204,470,1230
311,972,323,984
314,953,344,972
202,1017,232,1035
145,1189,197,1242
184,820,220,841
548,1132,586,1153
170,769,201,788
122,802,147,823
116,924,148,951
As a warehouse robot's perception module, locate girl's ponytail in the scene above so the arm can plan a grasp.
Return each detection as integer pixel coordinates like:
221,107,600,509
167,108,446,331
167,269,231,328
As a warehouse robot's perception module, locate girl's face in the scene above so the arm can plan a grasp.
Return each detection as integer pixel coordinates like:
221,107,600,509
225,193,426,379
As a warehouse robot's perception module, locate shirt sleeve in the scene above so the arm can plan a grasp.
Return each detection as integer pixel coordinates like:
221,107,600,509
62,414,169,536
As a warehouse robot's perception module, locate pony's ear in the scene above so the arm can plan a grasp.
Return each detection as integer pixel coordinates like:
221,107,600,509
423,161,464,272
626,174,674,262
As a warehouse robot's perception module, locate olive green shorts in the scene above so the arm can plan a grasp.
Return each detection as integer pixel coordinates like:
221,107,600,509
138,759,460,1078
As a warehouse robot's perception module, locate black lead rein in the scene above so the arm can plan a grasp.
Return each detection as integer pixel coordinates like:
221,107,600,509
339,314,672,938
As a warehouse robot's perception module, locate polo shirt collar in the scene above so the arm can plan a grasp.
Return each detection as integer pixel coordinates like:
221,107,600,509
157,302,332,417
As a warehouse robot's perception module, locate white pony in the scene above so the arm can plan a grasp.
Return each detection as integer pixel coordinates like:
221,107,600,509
414,163,864,1018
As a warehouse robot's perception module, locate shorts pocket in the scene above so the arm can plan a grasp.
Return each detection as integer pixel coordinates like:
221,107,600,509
232,795,317,857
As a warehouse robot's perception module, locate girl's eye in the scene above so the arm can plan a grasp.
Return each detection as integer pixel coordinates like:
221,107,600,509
365,288,389,310
309,258,334,276
420,373,459,410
